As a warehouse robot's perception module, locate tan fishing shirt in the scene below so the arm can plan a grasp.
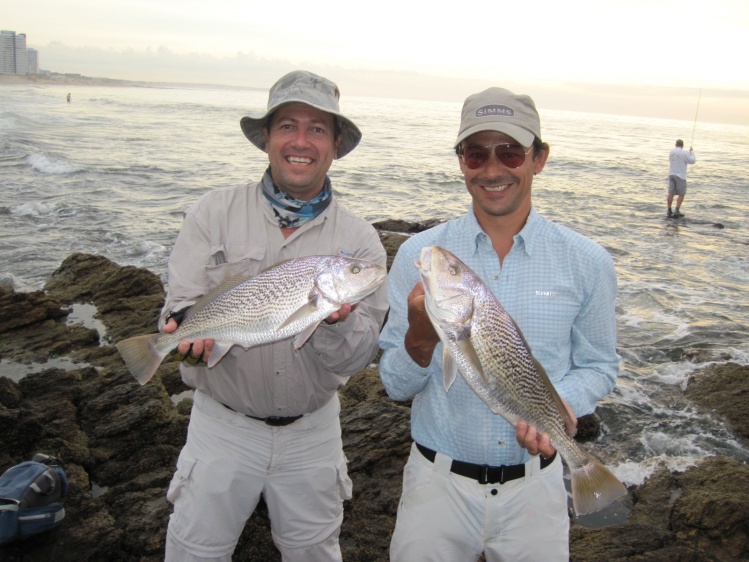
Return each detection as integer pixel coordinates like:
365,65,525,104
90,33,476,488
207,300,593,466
160,179,389,417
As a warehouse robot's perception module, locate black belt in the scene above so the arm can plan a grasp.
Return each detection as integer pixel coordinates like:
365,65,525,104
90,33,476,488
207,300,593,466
222,403,303,427
416,442,556,485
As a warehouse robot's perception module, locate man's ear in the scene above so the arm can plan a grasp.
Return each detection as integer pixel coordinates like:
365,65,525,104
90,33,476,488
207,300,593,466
533,143,550,175
333,134,342,160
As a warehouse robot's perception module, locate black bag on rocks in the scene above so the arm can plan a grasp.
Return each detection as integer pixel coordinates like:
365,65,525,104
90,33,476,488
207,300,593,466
0,454,68,545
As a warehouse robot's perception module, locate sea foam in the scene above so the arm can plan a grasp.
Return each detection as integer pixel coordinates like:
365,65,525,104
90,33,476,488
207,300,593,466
28,153,82,175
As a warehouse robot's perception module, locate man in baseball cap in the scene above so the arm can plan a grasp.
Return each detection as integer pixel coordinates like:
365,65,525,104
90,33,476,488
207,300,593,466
380,86,622,560
161,70,388,561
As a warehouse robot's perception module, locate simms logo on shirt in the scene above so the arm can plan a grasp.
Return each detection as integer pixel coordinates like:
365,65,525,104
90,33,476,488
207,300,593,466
535,290,560,297
476,105,515,118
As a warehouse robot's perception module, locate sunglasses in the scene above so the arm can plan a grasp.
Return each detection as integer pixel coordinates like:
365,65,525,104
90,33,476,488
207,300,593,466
459,143,533,170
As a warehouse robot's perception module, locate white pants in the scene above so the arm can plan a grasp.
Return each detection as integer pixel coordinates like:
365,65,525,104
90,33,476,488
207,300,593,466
390,442,569,562
165,390,352,562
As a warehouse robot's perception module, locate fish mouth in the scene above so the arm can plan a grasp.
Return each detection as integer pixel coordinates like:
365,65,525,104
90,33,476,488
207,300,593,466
417,246,433,272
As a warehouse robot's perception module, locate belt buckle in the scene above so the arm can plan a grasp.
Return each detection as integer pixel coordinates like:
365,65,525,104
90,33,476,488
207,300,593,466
264,416,296,427
479,465,505,485
479,465,502,485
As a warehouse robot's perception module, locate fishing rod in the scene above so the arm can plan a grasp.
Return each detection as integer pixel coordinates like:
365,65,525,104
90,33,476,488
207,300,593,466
690,87,702,148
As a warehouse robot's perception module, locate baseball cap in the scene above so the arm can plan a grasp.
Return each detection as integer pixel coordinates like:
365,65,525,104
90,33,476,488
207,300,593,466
240,70,362,159
455,87,541,149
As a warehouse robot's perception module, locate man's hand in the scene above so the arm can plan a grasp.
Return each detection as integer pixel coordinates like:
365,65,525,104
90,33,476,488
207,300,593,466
404,283,440,367
325,303,355,324
163,318,214,363
515,399,577,458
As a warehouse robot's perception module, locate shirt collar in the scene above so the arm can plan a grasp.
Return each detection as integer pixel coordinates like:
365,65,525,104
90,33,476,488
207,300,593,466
464,205,542,258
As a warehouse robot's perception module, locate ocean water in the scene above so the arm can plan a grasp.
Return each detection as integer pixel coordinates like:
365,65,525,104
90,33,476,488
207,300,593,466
2,83,749,523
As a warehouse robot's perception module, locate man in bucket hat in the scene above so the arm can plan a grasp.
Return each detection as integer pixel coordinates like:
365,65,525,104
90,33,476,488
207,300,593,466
160,70,388,561
379,87,620,560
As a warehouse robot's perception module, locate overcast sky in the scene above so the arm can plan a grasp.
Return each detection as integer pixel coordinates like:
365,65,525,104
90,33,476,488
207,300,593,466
6,0,749,124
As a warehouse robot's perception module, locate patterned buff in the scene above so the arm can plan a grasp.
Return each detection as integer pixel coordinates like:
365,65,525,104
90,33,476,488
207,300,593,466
261,167,333,228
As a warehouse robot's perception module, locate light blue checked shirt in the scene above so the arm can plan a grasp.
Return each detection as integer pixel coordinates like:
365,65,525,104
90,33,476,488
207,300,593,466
379,207,619,466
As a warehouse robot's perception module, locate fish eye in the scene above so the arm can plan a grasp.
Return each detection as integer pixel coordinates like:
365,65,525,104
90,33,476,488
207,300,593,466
448,264,459,276
351,266,361,274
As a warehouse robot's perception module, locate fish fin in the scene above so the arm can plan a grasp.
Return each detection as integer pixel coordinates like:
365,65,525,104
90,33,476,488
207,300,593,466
277,294,320,331
455,337,489,386
293,321,322,349
116,333,167,385
206,342,233,368
257,258,294,274
570,455,628,515
188,274,254,318
442,346,458,391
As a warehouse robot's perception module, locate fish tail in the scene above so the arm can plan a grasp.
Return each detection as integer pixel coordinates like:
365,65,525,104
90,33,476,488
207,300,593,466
115,333,167,385
570,455,628,515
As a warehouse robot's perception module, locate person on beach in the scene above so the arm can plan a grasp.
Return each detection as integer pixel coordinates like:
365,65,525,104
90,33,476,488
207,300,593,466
66,93,71,103
667,139,696,218
379,87,620,561
160,70,388,562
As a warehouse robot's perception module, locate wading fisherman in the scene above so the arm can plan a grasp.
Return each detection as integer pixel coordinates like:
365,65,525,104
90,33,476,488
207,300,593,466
667,139,696,218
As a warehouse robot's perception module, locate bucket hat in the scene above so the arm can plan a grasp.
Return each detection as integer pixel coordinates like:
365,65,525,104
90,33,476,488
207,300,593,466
455,87,541,149
240,70,362,159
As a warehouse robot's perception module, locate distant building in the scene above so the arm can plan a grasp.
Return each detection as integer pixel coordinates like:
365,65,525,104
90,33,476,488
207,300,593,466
0,31,14,73
28,48,39,74
0,30,31,74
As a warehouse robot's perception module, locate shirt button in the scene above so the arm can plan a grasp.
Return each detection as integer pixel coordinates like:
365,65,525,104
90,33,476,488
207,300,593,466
491,489,498,496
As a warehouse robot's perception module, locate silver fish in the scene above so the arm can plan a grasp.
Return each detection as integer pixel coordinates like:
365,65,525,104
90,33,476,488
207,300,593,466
417,245,626,515
116,255,386,385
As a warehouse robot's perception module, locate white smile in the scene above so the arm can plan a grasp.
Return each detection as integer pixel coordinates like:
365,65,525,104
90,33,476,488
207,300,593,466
287,156,312,165
484,184,510,192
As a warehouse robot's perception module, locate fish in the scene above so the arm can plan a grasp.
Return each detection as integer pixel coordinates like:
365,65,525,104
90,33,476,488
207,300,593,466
116,255,386,385
416,245,627,515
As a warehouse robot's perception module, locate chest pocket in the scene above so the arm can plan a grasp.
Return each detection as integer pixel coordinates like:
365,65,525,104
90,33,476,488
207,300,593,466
205,244,267,288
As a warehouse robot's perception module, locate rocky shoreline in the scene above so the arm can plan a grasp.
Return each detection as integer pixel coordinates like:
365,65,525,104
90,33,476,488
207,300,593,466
1,220,748,561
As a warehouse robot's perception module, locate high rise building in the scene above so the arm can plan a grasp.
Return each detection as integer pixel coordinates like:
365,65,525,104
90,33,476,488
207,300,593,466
28,48,39,74
0,31,15,73
0,30,30,74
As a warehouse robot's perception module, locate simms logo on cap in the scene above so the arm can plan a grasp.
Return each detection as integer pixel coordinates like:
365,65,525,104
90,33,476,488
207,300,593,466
476,104,515,118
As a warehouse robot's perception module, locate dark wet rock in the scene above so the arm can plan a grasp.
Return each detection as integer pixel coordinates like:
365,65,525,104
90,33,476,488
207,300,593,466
379,231,408,272
373,219,442,272
44,253,166,343
372,218,444,234
570,523,717,561
0,284,98,364
574,412,602,442
685,362,749,445
1,234,748,560
0,285,68,333
683,347,732,364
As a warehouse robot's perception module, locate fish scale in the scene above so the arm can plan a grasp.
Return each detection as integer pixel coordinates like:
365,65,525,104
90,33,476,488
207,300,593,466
116,255,386,385
418,245,627,515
